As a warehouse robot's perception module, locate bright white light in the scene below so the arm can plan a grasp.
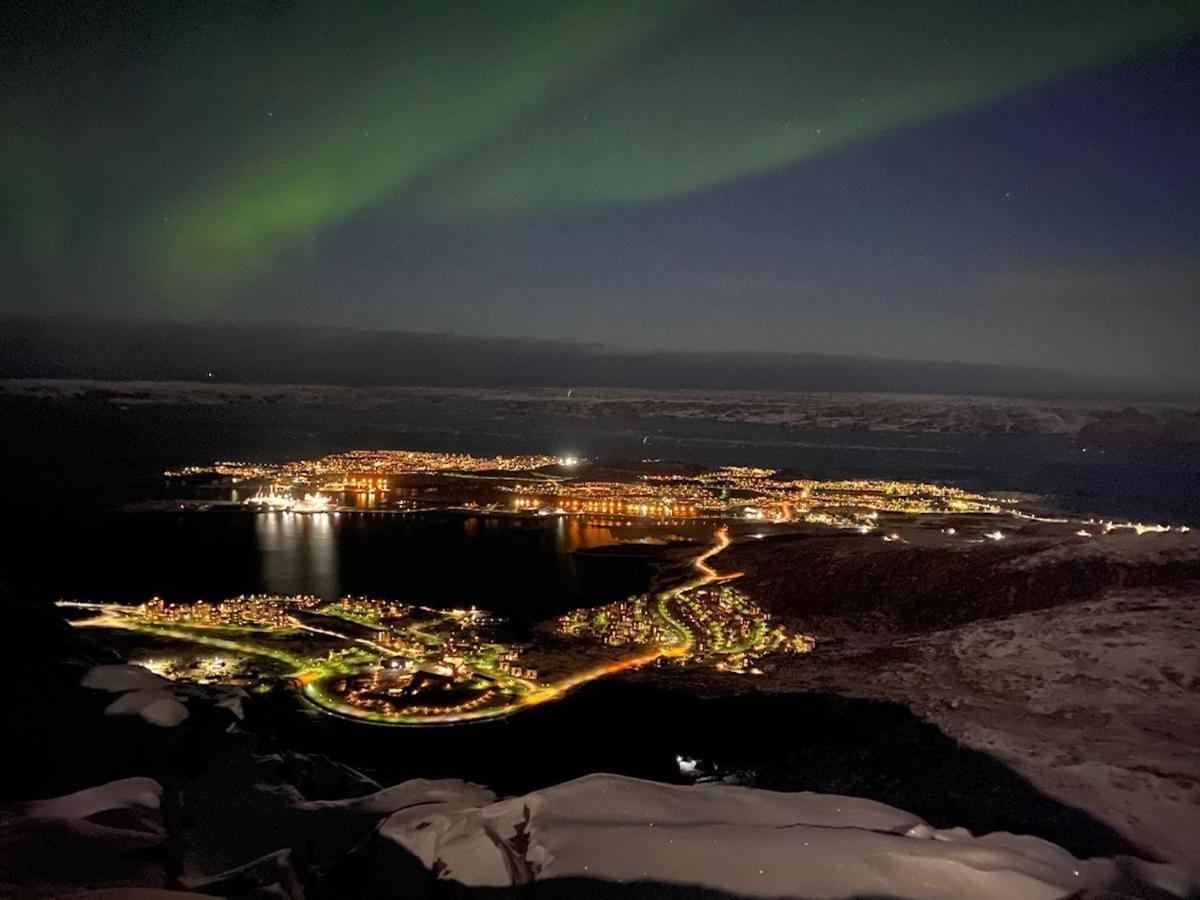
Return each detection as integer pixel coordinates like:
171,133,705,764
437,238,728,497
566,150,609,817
676,755,698,776
984,530,1005,541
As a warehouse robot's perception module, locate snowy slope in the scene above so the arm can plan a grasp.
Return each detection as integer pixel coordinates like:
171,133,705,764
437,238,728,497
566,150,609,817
0,778,169,896
7,771,1194,898
375,773,1191,898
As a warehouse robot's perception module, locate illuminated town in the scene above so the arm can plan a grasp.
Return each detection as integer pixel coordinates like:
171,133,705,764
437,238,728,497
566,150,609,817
506,467,1013,526
166,448,565,483
58,527,814,725
168,449,1023,528
61,448,1185,727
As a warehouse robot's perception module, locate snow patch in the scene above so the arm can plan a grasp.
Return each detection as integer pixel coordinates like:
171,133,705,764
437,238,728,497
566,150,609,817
376,773,1192,899
82,664,249,727
104,689,190,727
82,664,171,693
0,778,168,891
20,776,162,821
294,777,496,816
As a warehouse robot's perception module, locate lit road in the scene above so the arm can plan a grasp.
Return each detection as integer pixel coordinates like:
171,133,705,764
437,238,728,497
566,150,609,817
62,527,753,727
300,527,739,725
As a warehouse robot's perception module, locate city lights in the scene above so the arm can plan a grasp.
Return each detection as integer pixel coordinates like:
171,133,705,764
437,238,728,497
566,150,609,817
60,528,812,726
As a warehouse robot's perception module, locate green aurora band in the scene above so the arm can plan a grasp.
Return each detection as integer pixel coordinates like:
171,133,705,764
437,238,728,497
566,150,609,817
4,0,1198,304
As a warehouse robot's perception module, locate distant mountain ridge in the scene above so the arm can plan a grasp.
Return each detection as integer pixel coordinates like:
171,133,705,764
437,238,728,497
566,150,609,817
4,316,1192,401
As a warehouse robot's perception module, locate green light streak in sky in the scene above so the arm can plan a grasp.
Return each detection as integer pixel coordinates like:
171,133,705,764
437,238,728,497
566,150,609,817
151,1,691,289
407,1,1200,215
3,0,1198,304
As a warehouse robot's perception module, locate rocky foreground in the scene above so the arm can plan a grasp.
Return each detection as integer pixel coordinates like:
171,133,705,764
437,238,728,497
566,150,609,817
3,522,1199,896
3,762,1193,899
0,647,1195,897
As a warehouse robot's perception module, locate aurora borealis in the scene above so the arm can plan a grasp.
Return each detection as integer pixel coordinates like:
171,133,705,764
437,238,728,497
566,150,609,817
2,1,1199,389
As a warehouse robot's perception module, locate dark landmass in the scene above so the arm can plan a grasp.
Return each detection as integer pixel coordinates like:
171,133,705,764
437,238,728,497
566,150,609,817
7,315,1194,400
5,376,1200,442
646,527,1200,862
723,526,1200,635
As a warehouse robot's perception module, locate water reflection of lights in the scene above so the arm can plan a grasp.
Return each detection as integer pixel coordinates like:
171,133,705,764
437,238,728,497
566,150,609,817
255,509,339,599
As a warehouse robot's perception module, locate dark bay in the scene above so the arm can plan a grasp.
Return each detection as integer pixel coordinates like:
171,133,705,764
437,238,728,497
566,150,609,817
3,389,1195,614
4,507,679,627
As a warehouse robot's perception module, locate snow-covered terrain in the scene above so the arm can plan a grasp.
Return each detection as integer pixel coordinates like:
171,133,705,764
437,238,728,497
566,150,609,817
382,773,1157,897
761,586,1200,864
5,772,1194,898
6,379,1198,440
0,778,168,896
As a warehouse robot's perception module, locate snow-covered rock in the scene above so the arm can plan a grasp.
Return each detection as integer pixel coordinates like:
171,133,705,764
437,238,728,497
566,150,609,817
294,777,497,817
81,663,248,727
376,773,1192,899
83,665,191,726
0,778,169,895
82,663,172,693
15,776,163,824
10,771,1195,898
102,688,190,726
178,848,305,899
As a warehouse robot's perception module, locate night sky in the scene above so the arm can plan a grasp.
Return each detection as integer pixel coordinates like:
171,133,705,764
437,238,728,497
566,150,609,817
3,1,1199,390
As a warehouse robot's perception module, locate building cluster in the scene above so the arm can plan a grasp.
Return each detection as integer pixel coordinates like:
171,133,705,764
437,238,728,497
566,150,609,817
80,563,817,722
507,465,1007,525
137,594,322,628
316,599,533,683
165,461,276,480
167,449,1014,532
1078,518,1190,536
557,596,668,646
132,655,243,683
555,584,814,675
494,648,538,680
674,585,814,671
324,595,413,627
342,665,502,718
170,449,560,485
133,590,538,707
